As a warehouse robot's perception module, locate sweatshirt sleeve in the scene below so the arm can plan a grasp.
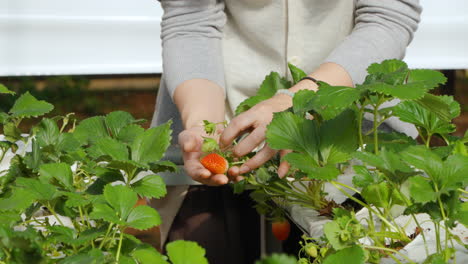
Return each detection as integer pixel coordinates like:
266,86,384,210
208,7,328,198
159,0,226,99
325,0,422,85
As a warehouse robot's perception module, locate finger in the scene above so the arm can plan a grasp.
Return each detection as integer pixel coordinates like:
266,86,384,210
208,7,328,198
179,131,201,152
232,126,267,157
234,175,244,182
227,166,240,180
239,145,277,174
278,150,292,178
220,113,255,148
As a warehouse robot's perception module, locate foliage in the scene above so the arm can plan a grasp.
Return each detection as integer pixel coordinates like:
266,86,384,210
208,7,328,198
234,60,467,263
0,84,207,263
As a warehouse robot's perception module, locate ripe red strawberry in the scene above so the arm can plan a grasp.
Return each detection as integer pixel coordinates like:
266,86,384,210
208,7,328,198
271,219,290,241
200,153,228,174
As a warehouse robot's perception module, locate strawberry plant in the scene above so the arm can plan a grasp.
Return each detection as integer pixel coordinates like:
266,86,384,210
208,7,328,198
0,84,209,263
234,61,468,263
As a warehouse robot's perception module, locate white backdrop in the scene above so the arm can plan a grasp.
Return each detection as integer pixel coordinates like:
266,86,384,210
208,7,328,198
0,0,467,76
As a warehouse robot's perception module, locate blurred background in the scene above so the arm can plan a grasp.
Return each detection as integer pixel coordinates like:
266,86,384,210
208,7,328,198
0,0,467,135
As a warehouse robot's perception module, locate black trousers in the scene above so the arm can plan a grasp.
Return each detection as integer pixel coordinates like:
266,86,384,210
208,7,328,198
165,185,261,264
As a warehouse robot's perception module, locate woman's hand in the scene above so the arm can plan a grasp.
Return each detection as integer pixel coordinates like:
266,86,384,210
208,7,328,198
220,94,293,179
178,127,230,186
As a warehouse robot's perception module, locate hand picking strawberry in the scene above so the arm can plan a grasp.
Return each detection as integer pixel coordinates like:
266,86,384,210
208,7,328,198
199,120,247,180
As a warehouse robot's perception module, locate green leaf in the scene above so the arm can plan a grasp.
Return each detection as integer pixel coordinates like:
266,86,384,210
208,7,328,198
3,122,22,142
354,149,415,184
364,131,417,153
105,111,135,138
406,69,447,91
266,112,319,157
90,203,122,224
0,188,36,211
56,133,81,153
149,160,178,174
288,63,307,84
64,192,91,208
74,116,108,144
106,160,142,174
0,211,21,227
255,253,297,264
423,253,446,264
133,174,167,199
9,92,54,118
352,165,381,188
59,248,105,264
49,225,75,243
283,153,339,180
0,84,15,95
131,121,172,165
441,154,468,191
323,221,349,250
166,240,208,264
104,184,137,220
236,72,292,115
257,72,291,98
91,137,129,161
132,247,168,264
16,177,60,201
0,112,9,123
394,96,459,135
71,228,107,246
292,89,316,117
117,124,145,145
319,110,358,164
35,118,60,146
361,182,390,207
127,205,161,230
454,202,468,226
323,245,366,264
39,163,74,191
23,139,42,171
367,59,408,78
312,83,361,120
415,93,452,122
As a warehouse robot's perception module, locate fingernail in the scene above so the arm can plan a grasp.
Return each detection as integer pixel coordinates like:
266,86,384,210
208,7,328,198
239,165,250,174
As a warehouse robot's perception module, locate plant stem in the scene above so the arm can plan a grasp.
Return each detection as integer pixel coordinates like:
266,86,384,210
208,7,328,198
435,222,442,254
331,182,399,232
410,214,429,256
363,245,416,264
99,223,114,250
357,106,365,150
47,202,65,227
115,229,124,263
373,106,380,154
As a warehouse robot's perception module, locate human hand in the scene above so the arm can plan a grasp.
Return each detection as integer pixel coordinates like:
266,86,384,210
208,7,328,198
178,127,230,186
220,94,293,179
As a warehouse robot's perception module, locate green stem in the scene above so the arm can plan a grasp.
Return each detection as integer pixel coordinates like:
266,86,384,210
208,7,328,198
331,182,399,232
357,106,365,149
435,222,442,253
426,133,433,148
47,202,65,227
78,206,86,230
115,229,124,263
458,188,468,195
363,245,416,264
99,223,114,250
373,105,380,154
410,214,429,256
